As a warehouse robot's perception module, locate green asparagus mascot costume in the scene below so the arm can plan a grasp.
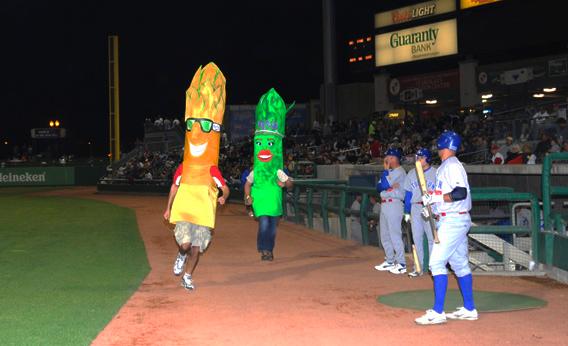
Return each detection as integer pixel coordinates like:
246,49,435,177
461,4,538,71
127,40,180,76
247,88,294,261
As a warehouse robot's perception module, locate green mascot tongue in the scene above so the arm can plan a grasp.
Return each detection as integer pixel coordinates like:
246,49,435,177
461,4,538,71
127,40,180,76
252,88,292,217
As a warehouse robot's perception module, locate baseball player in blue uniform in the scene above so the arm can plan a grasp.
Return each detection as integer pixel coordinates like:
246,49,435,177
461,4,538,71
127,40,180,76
403,148,436,277
374,148,408,275
415,131,478,325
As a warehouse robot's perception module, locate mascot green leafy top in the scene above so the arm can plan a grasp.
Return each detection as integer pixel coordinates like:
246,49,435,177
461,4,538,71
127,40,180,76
251,88,294,217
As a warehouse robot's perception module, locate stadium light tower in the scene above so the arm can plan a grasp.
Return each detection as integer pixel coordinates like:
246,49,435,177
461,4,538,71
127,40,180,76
322,0,338,122
108,35,121,162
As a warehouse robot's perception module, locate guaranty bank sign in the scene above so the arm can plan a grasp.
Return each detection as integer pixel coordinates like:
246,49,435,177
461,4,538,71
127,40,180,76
375,19,457,67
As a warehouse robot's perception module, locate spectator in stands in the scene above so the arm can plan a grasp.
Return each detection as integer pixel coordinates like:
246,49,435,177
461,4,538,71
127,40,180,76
535,133,552,162
312,119,321,133
505,144,523,164
562,140,568,152
464,111,479,124
522,143,537,164
164,118,172,129
499,136,514,157
368,121,377,137
370,137,382,160
322,121,331,137
173,118,181,127
557,118,568,144
519,121,530,141
547,135,561,153
490,144,504,164
361,140,370,156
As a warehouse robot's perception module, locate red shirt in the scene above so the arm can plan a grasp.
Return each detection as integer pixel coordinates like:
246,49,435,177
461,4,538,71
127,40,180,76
172,164,183,186
171,163,226,188
370,140,381,158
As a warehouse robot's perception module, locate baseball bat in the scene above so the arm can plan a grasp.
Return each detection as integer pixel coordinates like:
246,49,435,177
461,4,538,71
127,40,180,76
404,219,421,274
415,160,440,244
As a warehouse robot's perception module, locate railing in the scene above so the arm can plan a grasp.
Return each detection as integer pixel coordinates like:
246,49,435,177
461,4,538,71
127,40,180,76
458,149,489,164
540,152,568,271
283,180,541,271
542,152,568,232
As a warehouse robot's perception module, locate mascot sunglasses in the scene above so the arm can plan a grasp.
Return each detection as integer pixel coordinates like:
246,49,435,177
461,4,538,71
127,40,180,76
185,118,222,133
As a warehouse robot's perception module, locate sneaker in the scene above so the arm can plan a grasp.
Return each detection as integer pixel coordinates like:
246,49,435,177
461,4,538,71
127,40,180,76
173,252,187,276
260,251,269,261
408,270,423,278
374,261,395,271
415,309,447,325
389,263,407,275
446,307,479,320
266,251,274,261
181,273,195,291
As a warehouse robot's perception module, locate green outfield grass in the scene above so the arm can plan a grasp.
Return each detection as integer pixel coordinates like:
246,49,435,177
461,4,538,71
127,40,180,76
0,188,150,345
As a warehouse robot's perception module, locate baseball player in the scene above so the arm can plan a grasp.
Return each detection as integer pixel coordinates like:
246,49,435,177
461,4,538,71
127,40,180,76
415,131,478,325
403,148,436,277
374,148,407,274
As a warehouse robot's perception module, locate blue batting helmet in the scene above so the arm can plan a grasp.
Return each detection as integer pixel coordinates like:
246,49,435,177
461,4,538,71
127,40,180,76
385,147,402,160
415,147,432,163
437,131,461,152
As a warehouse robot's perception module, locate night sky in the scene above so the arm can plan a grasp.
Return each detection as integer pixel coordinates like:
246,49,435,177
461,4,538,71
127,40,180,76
1,1,324,155
2,0,567,157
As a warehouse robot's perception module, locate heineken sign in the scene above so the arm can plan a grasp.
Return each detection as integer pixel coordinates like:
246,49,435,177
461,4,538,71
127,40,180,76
375,19,457,67
375,0,456,29
0,167,75,186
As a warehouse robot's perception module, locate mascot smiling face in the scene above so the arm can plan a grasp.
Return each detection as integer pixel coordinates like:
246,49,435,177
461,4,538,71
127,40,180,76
251,88,293,217
183,63,226,167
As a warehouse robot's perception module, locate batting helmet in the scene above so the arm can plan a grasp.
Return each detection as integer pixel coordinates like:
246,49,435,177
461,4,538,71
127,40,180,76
385,147,402,160
415,147,432,163
437,131,461,152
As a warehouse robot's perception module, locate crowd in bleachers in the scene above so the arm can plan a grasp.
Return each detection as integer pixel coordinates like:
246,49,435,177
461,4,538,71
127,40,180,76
101,148,182,184
144,117,182,132
100,104,568,185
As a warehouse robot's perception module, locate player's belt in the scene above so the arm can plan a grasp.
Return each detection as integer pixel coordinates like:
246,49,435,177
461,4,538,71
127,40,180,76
382,198,401,203
413,202,423,205
439,211,468,217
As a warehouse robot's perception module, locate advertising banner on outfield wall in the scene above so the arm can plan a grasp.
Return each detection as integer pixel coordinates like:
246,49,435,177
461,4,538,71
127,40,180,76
375,0,456,29
375,19,458,67
0,167,75,186
460,0,501,10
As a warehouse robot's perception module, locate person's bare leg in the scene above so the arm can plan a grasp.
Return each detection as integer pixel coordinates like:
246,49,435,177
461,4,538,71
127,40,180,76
176,243,191,256
180,242,191,255
187,245,201,275
180,243,197,290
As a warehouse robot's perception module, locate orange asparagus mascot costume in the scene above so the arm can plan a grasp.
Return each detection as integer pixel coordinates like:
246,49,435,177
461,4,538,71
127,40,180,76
170,62,227,229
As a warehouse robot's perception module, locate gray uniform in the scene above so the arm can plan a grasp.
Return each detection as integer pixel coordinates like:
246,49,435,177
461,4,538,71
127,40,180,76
403,166,437,271
350,199,362,243
379,166,407,265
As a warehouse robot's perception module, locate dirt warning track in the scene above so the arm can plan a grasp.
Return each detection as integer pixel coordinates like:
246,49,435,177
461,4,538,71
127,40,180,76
45,188,568,345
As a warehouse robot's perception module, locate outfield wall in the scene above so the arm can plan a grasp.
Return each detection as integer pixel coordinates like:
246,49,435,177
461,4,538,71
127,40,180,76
0,165,106,186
